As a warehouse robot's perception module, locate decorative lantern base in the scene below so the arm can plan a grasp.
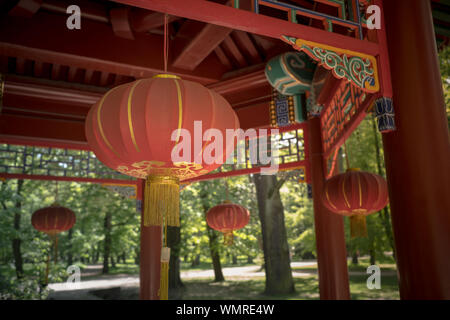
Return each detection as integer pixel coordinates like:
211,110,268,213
144,175,180,227
350,215,368,239
223,231,234,246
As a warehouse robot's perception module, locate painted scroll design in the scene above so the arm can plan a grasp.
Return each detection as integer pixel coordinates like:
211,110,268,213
281,36,380,94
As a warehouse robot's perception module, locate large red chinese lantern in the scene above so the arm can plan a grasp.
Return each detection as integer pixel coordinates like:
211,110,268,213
206,201,250,245
32,203,76,284
322,168,389,238
85,75,239,228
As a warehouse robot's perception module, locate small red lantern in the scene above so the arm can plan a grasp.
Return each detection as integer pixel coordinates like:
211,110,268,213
31,204,76,236
322,168,389,238
32,203,76,284
206,202,250,245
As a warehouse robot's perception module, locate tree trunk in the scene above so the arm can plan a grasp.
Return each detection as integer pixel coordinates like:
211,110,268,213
134,246,140,265
247,255,254,264
12,180,24,279
352,250,359,265
191,254,200,267
207,225,225,282
67,228,73,267
122,252,126,264
168,226,184,299
199,184,225,282
370,248,376,266
102,211,112,274
232,255,238,265
253,174,295,294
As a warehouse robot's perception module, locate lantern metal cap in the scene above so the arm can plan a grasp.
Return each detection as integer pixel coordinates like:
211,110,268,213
152,74,181,80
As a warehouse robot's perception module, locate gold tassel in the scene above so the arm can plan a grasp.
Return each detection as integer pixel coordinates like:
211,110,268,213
223,231,234,246
144,175,180,227
350,215,368,238
159,247,170,300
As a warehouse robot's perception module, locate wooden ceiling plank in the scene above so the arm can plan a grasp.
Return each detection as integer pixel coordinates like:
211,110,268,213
231,31,263,64
172,23,232,70
221,36,248,68
131,10,181,32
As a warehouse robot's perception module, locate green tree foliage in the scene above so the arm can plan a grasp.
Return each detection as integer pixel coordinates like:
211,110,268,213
0,178,139,299
179,176,261,270
439,45,450,128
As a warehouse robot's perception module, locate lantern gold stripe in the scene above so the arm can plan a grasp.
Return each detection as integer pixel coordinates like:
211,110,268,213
127,80,142,152
173,79,183,145
342,177,351,209
357,174,362,207
324,183,337,210
97,89,120,158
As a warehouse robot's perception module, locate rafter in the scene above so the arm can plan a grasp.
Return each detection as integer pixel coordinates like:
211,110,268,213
172,22,232,71
0,11,225,85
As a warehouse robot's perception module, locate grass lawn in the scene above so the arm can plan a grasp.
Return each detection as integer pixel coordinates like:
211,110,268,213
176,273,399,300
175,256,399,300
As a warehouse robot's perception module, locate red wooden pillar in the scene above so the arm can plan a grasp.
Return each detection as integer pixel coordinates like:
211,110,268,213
138,180,162,300
382,0,450,299
308,117,350,300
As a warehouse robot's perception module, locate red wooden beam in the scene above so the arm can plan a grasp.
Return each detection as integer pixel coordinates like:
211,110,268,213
214,46,233,70
0,136,90,150
110,7,135,40
110,0,380,56
207,68,267,95
131,10,180,32
41,0,110,24
183,160,309,184
8,0,42,17
0,12,225,85
0,173,136,186
0,114,87,145
221,36,248,68
172,24,232,71
231,31,263,64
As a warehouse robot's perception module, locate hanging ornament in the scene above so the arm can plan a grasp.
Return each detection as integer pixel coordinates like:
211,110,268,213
206,201,250,246
31,186,76,285
322,168,389,238
86,75,239,227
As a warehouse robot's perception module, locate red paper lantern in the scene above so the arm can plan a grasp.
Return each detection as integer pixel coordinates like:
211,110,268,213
206,202,250,245
322,168,389,238
85,74,240,227
31,204,76,235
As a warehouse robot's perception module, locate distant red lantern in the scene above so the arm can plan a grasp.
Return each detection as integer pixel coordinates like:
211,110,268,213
32,204,76,235
32,203,76,283
85,74,240,227
206,202,250,245
322,168,389,238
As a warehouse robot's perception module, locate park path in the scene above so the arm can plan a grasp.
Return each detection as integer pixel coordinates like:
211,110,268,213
47,261,318,299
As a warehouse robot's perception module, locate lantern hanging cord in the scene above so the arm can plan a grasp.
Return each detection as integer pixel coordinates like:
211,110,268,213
164,14,169,73
225,179,230,202
55,181,58,203
343,138,351,170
